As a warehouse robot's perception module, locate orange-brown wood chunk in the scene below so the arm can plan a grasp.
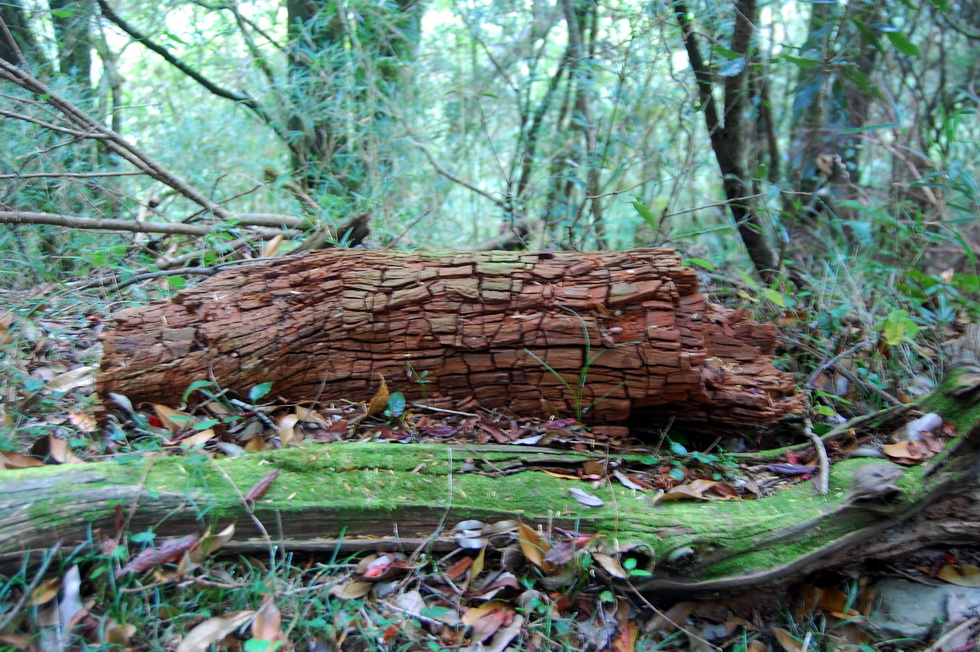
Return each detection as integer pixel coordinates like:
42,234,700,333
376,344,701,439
97,249,804,428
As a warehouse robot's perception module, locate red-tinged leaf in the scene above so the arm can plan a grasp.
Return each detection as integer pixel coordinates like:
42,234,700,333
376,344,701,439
444,556,474,581
423,425,459,437
357,553,411,581
707,482,740,499
543,540,577,566
611,619,638,652
549,591,573,612
541,418,577,429
470,608,511,643
463,601,514,635
479,422,510,444
244,470,281,503
116,535,199,578
361,554,394,579
382,624,399,644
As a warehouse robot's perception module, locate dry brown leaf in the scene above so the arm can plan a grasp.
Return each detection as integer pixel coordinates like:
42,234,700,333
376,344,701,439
244,470,280,503
179,429,215,449
882,440,927,462
46,436,83,464
366,373,389,416
481,614,524,652
261,234,284,258
517,523,554,572
293,406,331,427
593,552,628,579
175,610,255,652
652,479,720,505
251,596,287,645
938,564,980,587
150,404,194,433
45,366,94,393
771,626,803,652
68,411,96,433
29,577,61,606
186,523,237,566
277,414,300,446
646,601,697,633
102,619,137,648
471,544,486,580
0,451,44,469
244,435,267,452
328,578,372,600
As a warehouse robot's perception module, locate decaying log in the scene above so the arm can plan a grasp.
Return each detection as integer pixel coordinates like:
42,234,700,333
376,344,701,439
98,248,804,427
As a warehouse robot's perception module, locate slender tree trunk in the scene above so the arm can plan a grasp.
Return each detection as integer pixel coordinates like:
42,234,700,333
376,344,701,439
673,0,779,283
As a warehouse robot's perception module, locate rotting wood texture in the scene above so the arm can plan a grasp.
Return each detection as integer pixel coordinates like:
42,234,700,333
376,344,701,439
98,248,805,427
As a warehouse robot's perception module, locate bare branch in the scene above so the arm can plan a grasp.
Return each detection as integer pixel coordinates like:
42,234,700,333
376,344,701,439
0,57,233,219
0,170,145,180
0,108,98,137
410,139,510,210
0,211,305,237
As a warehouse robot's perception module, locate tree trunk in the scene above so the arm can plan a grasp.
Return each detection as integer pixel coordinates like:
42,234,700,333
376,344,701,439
97,248,803,428
5,356,980,596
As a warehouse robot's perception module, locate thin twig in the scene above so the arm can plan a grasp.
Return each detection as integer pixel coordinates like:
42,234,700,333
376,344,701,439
0,170,146,180
804,418,830,495
805,339,877,389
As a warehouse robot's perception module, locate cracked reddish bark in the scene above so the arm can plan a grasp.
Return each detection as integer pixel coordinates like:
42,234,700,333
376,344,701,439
97,248,803,428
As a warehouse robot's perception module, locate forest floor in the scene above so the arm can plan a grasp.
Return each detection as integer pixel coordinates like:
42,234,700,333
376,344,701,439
1,289,979,652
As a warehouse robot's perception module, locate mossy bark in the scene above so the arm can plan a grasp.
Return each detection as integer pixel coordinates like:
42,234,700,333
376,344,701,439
4,358,979,596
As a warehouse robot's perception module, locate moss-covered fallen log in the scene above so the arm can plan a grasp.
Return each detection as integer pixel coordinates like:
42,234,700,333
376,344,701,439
4,351,980,595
